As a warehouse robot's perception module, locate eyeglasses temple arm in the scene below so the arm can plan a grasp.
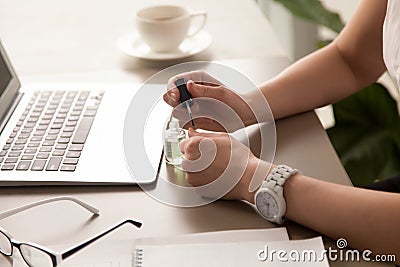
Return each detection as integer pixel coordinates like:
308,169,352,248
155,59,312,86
0,196,99,220
61,219,142,260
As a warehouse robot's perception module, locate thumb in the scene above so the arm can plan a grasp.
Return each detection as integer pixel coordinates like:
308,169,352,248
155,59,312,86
187,80,222,99
188,128,227,139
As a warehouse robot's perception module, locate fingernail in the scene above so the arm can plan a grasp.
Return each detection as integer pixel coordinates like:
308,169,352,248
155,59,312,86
170,92,177,102
188,127,194,131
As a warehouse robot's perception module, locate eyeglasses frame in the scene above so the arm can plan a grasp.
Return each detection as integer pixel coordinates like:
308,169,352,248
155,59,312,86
0,196,142,267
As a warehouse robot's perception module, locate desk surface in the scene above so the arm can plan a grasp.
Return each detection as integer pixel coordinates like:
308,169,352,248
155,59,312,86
0,0,389,266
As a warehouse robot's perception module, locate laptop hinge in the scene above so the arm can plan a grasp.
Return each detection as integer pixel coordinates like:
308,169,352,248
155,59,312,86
0,92,23,135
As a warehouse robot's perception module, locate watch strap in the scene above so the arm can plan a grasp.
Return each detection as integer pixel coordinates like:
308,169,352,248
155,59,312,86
262,165,299,193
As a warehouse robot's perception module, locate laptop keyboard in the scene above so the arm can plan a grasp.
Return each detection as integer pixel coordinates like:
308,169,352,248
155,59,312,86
0,90,103,172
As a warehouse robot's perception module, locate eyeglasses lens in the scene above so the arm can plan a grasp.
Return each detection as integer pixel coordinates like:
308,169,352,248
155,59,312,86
0,231,12,256
20,244,53,267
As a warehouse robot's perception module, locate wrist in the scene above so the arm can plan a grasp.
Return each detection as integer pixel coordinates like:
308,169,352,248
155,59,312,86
240,158,276,204
240,93,258,127
241,89,271,126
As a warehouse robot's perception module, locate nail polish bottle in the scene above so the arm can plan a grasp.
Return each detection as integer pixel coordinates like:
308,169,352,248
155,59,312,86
164,118,185,165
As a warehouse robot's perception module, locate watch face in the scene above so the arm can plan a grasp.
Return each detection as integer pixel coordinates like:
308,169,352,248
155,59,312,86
255,190,279,220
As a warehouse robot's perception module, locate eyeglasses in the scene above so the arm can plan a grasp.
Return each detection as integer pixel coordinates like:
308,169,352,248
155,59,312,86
0,196,142,267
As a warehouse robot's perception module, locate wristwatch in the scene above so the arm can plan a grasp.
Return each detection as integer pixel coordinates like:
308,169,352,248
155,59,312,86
254,165,299,224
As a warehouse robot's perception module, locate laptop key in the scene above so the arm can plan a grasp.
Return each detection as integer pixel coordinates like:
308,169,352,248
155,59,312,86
19,133,30,139
55,144,68,150
60,165,76,172
1,164,15,171
3,144,11,150
45,135,57,141
56,113,66,119
15,139,27,145
21,154,34,160
51,123,63,129
33,130,46,136
0,150,7,157
37,125,48,131
72,117,94,144
21,128,33,133
58,138,70,144
31,160,46,171
61,104,72,109
61,132,72,138
66,121,77,127
24,122,36,128
27,142,40,148
0,157,3,163
58,108,69,114
43,140,55,146
63,158,78,165
84,110,97,117
11,145,24,151
45,110,55,115
27,117,38,123
37,153,49,159
8,151,21,157
63,126,75,132
16,161,32,171
42,114,53,120
39,147,52,152
85,106,98,110
46,157,62,171
48,129,60,135
68,116,80,121
25,148,37,154
5,158,17,163
75,101,86,106
66,151,80,158
54,118,65,124
30,136,43,142
6,138,13,144
39,119,51,125
69,144,84,151
52,150,65,156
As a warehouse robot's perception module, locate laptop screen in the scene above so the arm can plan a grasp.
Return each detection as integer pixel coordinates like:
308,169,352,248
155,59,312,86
0,40,20,132
0,50,12,97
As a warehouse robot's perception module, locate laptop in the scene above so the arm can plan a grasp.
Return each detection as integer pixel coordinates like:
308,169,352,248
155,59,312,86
0,40,166,185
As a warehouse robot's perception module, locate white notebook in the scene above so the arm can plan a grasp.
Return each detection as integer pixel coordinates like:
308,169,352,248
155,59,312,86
132,229,329,267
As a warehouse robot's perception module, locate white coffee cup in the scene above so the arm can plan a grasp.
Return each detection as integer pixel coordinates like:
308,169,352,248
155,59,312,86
136,5,207,52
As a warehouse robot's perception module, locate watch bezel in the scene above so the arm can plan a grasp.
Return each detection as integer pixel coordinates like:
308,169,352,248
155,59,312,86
255,187,286,224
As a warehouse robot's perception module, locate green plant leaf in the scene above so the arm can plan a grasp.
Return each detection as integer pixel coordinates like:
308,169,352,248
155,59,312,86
327,83,400,186
273,0,345,33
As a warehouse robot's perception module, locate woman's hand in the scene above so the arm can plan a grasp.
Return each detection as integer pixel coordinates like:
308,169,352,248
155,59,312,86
179,129,267,201
163,71,257,132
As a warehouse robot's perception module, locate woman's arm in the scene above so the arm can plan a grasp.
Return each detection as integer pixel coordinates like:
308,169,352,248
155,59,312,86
256,0,388,120
245,173,400,263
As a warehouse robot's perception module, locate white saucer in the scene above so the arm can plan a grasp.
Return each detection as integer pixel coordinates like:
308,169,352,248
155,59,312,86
117,30,212,60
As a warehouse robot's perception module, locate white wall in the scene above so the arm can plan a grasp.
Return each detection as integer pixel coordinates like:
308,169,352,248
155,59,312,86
319,0,361,39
